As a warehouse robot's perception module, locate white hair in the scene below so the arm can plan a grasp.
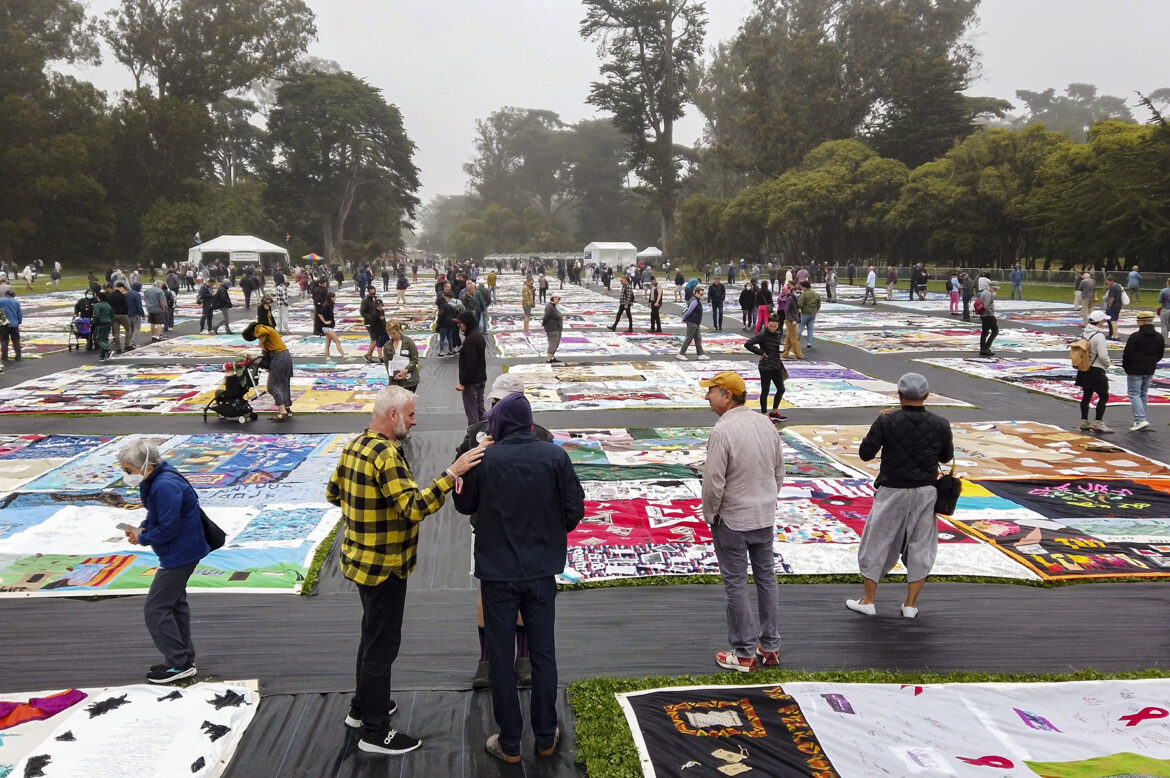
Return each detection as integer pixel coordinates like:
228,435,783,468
373,385,414,419
117,439,161,469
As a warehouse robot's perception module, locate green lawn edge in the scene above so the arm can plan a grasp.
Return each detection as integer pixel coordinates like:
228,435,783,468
568,667,1170,778
300,518,341,596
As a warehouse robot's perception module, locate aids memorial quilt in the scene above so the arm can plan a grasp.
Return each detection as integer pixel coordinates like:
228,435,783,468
492,331,746,358
0,681,258,778
918,357,1170,406
0,433,350,596
883,298,1073,313
112,332,430,359
562,477,1031,583
509,360,971,411
619,679,1170,778
950,479,1170,580
816,311,972,330
787,421,1170,481
818,327,1075,353
0,363,389,415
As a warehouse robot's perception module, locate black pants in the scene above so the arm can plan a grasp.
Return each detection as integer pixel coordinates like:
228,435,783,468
1079,367,1109,421
144,562,196,668
759,368,784,411
201,304,215,332
0,325,20,360
539,288,546,303
352,574,408,736
962,296,971,321
649,305,661,333
980,316,999,352
612,305,632,331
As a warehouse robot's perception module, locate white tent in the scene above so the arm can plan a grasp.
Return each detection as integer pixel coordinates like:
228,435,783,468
583,241,637,267
187,235,289,267
637,246,663,259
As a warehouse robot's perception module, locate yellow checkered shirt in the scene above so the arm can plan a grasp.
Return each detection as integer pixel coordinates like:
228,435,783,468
326,430,454,586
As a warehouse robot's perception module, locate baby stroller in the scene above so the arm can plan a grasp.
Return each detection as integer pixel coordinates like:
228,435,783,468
68,317,92,351
203,357,264,423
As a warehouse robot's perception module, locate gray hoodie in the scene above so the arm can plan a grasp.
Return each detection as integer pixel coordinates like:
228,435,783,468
1082,324,1112,370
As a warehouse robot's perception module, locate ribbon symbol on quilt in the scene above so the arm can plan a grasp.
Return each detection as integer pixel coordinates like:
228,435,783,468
1119,707,1169,727
956,755,1015,768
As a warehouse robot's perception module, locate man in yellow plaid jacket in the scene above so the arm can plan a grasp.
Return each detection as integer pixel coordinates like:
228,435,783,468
327,385,487,757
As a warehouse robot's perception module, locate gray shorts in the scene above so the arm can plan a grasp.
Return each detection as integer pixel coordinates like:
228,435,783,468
857,485,938,582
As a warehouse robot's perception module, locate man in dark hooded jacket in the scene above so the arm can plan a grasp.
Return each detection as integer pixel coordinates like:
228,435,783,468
452,393,584,763
456,310,487,424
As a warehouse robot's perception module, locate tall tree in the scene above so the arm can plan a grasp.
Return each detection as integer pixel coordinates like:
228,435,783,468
100,0,316,105
1014,83,1135,142
581,0,708,259
463,108,573,219
697,0,994,178
265,71,420,259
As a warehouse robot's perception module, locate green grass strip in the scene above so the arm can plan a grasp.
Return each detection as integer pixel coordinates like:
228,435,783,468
300,517,340,596
569,667,1170,778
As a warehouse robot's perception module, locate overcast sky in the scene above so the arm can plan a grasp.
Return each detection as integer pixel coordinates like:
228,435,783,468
69,0,1170,205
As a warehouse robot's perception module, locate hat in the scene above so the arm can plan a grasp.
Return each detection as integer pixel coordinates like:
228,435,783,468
1088,310,1107,323
987,279,998,287
488,373,526,403
897,372,930,400
699,371,747,396
1137,310,1155,320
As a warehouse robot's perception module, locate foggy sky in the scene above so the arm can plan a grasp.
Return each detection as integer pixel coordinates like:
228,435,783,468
67,0,1170,205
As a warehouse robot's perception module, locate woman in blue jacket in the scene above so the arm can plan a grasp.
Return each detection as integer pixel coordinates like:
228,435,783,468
120,440,210,684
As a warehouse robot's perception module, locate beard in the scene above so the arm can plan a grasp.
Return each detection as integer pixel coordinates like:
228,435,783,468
394,419,411,440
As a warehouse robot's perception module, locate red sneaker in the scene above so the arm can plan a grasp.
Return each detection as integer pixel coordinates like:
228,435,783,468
715,651,758,673
756,644,780,667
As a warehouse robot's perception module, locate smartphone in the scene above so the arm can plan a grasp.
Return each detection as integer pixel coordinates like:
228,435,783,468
116,522,135,532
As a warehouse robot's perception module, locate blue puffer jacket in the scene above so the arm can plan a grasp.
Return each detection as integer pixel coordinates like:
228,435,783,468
136,461,209,568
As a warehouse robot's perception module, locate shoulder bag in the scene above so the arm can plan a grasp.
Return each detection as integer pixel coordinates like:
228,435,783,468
934,461,961,515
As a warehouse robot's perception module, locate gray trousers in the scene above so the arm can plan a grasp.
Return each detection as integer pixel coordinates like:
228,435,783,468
462,381,485,425
857,485,938,582
111,314,131,351
545,329,561,357
127,315,141,347
712,522,780,658
144,562,197,667
679,322,704,355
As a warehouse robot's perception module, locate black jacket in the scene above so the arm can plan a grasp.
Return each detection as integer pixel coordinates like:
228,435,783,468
457,311,487,385
708,282,726,305
859,406,954,489
257,305,275,327
739,286,756,308
436,296,457,327
1122,324,1166,376
744,328,783,372
452,431,584,581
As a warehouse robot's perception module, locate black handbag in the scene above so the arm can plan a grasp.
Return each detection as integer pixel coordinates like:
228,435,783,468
201,508,226,551
934,461,961,515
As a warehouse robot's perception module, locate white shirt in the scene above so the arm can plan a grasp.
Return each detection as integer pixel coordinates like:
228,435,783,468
866,270,876,288
702,405,785,531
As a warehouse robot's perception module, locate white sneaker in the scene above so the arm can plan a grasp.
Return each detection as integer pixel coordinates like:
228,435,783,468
1131,421,1150,431
697,354,710,361
901,605,919,619
675,354,688,361
845,599,875,616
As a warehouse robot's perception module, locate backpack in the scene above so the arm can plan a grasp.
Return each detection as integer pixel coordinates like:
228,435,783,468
1070,337,1091,372
973,297,985,316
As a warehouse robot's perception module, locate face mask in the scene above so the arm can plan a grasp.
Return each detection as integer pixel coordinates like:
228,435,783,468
86,294,93,299
123,453,150,487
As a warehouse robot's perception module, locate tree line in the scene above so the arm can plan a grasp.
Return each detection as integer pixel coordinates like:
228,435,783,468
425,0,1170,272
3,0,420,268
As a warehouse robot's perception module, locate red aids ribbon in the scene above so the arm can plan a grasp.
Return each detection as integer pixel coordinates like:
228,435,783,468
957,755,1015,768
1120,707,1169,727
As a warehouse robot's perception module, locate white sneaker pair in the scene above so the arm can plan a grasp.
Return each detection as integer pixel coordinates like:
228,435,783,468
1131,420,1150,431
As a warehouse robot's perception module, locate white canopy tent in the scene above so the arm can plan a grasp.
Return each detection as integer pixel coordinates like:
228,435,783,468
583,241,637,267
637,246,663,259
187,235,289,268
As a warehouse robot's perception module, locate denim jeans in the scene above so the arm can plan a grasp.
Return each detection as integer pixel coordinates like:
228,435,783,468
1011,283,1023,300
482,577,559,755
799,313,815,346
1128,373,1153,422
438,325,452,353
711,301,723,330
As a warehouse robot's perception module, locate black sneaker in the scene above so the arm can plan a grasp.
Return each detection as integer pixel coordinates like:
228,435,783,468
344,699,397,728
358,728,421,755
147,664,196,684
515,656,532,689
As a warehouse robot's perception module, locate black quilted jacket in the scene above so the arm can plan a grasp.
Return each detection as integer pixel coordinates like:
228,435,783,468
859,406,954,488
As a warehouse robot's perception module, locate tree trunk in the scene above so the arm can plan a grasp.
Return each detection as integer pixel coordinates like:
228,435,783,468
322,215,334,259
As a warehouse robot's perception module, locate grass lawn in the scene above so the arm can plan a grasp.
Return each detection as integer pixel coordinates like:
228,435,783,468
838,279,1160,312
569,667,1170,777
